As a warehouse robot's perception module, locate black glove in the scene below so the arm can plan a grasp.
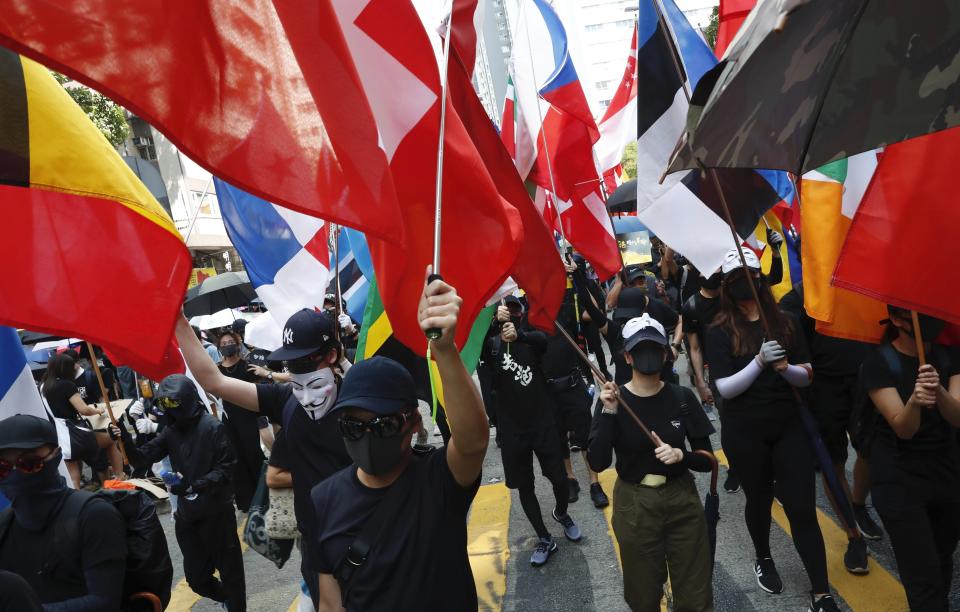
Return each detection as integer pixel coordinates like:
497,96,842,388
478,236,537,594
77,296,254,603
169,481,191,496
191,479,210,494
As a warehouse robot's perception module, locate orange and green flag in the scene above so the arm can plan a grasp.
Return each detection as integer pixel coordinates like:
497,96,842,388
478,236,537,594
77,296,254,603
0,50,191,379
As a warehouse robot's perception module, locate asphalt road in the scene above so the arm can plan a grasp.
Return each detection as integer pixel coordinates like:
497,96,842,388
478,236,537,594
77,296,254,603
160,361,960,611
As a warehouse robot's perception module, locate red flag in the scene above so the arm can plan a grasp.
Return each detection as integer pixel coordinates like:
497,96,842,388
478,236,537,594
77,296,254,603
560,189,622,281
0,2,404,245
332,0,522,354
715,0,756,57
834,128,960,324
596,24,638,178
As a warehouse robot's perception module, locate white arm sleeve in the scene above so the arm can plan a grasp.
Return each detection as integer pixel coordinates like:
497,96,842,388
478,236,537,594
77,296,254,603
779,363,813,388
715,358,764,400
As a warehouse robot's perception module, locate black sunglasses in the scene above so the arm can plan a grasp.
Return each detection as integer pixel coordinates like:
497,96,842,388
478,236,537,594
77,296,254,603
338,412,416,441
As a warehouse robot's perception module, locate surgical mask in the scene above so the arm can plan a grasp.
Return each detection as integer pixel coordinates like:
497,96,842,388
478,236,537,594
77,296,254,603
220,344,239,357
343,431,410,476
628,343,665,375
290,368,337,421
726,275,756,302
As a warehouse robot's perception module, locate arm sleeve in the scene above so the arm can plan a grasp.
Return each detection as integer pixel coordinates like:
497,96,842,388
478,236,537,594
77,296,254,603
779,364,813,387
767,255,783,286
715,358,765,400
122,426,168,467
193,425,237,491
586,413,616,473
516,329,547,349
43,562,125,612
680,438,714,473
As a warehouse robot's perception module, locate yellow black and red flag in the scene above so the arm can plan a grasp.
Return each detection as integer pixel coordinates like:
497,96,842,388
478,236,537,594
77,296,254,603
0,49,191,379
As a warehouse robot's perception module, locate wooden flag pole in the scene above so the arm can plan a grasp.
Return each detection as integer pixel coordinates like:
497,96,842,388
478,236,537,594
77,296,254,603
910,311,927,365
85,342,128,466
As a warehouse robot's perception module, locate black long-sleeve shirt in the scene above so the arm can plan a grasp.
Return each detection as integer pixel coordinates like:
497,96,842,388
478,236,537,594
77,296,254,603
588,383,714,483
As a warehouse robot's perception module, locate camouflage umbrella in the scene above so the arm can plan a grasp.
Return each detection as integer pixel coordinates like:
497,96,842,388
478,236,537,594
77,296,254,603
668,0,960,175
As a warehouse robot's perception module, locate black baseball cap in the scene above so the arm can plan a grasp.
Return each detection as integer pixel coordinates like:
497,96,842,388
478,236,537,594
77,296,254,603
331,357,418,416
268,308,336,362
624,264,646,284
504,295,524,310
0,415,59,450
613,287,648,321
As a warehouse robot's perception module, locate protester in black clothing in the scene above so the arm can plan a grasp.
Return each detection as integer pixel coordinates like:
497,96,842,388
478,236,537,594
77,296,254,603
0,415,126,610
705,249,839,612
217,332,266,513
860,307,960,611
175,307,352,608
0,570,42,612
483,297,582,567
323,293,360,357
41,353,124,487
589,314,715,612
310,275,489,610
613,287,682,384
541,286,608,508
780,284,880,574
121,374,245,611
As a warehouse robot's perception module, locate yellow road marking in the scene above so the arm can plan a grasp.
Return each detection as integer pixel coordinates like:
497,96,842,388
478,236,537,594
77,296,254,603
468,482,511,612
287,594,301,612
167,517,249,611
714,450,908,610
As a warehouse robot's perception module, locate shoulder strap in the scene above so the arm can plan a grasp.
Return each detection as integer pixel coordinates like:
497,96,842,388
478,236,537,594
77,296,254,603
334,462,418,605
669,383,690,417
879,343,902,383
52,490,98,572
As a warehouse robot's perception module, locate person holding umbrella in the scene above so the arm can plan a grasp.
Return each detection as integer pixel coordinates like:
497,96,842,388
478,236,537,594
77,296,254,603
588,313,715,612
705,249,839,612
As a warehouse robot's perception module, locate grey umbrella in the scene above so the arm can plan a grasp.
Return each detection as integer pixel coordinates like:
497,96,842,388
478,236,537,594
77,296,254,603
668,0,960,175
183,271,256,318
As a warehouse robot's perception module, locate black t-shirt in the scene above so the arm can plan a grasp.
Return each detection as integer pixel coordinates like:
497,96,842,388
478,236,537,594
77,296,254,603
644,297,680,334
779,289,868,377
705,317,810,417
43,379,82,421
73,370,93,404
488,333,555,433
603,318,632,385
309,448,480,611
256,383,351,535
0,496,126,605
588,384,714,483
268,428,290,469
540,333,585,380
682,293,721,359
218,359,262,433
861,344,960,453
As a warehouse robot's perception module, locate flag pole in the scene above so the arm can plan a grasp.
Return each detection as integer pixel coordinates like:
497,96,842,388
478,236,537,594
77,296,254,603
331,223,342,345
910,311,927,365
652,0,859,538
85,342,128,467
426,9,455,341
519,2,572,260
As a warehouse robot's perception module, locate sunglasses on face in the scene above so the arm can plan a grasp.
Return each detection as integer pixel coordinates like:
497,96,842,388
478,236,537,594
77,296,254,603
0,447,60,479
338,412,415,441
157,396,181,410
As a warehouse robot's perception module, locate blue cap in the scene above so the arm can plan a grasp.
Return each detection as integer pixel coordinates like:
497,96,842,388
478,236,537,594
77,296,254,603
331,357,418,416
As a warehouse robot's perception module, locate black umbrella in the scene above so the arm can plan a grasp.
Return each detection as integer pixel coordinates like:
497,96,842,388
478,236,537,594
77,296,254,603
18,329,63,345
669,0,960,175
605,179,637,214
695,450,720,569
183,271,256,318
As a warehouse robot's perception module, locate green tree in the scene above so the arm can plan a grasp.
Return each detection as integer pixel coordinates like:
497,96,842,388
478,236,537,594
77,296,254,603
703,7,719,50
620,141,638,179
53,72,130,147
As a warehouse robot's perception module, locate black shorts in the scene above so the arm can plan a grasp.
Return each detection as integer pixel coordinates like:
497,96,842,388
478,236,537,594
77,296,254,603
499,426,565,490
809,373,858,464
62,420,100,464
548,380,592,455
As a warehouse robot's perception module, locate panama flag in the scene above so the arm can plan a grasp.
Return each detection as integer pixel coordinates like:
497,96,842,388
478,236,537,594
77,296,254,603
216,178,331,328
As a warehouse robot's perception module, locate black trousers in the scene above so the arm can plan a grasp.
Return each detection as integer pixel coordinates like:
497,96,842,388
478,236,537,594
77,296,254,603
722,411,829,593
871,445,960,612
175,509,247,611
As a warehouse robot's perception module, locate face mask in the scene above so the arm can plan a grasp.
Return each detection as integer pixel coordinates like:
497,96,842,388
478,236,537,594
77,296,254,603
170,411,202,432
0,451,67,531
290,368,337,420
726,275,756,302
220,344,239,357
343,430,410,476
700,273,722,291
629,343,665,375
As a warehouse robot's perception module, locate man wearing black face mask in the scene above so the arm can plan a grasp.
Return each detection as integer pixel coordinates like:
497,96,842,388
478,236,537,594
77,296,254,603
120,375,246,610
309,275,490,610
683,268,722,411
175,307,353,607
0,415,126,609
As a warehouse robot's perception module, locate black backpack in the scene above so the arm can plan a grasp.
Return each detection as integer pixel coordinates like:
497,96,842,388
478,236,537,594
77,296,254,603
0,489,173,610
850,344,952,456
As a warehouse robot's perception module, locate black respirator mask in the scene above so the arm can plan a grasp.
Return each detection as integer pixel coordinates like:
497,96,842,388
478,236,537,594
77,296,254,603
628,343,665,375
700,272,722,291
725,273,761,302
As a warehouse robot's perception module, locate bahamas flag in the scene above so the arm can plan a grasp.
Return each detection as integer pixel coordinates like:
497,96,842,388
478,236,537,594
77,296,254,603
0,50,191,379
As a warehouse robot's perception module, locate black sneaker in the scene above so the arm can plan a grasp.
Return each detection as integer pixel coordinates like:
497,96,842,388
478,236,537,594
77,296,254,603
754,557,783,594
567,478,580,503
724,469,741,494
590,482,609,508
844,537,869,575
809,594,841,612
853,503,883,540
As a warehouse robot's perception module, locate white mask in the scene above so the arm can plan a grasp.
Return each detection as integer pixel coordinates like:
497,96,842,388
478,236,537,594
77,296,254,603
289,368,337,421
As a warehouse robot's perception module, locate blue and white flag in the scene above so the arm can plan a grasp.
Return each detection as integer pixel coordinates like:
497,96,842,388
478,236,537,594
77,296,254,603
328,227,371,324
216,178,332,327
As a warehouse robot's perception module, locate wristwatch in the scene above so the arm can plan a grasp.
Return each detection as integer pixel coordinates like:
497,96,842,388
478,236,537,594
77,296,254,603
267,372,274,382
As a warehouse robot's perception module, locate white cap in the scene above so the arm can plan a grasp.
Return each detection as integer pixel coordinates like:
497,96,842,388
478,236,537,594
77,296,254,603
621,313,667,351
720,248,761,275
